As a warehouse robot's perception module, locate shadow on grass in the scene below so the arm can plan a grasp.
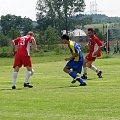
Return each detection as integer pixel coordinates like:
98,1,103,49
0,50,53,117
85,78,94,80
48,85,80,89
59,85,79,88
0,88,23,91
84,77,99,80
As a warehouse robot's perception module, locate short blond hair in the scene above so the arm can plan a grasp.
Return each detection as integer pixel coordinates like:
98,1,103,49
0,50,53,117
27,31,34,36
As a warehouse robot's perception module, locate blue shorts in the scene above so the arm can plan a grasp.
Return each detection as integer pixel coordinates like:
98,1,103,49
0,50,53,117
66,60,83,74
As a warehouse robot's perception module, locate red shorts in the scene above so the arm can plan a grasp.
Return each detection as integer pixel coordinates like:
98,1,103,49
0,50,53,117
13,54,32,68
85,51,101,61
85,52,96,61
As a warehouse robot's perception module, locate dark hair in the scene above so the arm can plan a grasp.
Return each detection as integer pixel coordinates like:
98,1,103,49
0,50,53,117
88,28,94,33
61,34,69,41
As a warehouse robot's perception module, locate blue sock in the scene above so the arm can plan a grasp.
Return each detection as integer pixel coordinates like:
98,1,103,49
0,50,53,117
78,77,86,84
69,72,86,84
69,71,77,79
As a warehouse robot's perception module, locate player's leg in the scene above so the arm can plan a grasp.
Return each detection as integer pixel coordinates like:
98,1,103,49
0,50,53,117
75,61,87,86
12,66,20,89
81,58,88,79
64,61,86,86
63,66,77,78
31,68,34,76
23,56,34,88
24,66,32,84
24,66,33,88
71,70,78,83
87,61,102,78
12,55,22,89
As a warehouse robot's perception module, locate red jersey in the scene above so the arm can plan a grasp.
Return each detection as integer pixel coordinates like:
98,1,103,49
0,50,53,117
88,35,102,54
85,35,103,61
13,35,33,56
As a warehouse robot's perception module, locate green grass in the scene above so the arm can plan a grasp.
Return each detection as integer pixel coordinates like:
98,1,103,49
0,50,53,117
0,55,120,120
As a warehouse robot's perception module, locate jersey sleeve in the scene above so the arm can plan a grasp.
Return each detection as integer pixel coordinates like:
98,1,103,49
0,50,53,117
74,43,81,53
13,38,20,45
74,46,79,53
95,37,103,47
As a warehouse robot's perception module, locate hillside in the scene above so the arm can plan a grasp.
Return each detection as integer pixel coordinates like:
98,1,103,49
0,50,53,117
76,14,120,24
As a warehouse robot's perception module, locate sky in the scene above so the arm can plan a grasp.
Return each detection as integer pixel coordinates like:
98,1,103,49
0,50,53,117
85,0,120,17
0,0,38,21
0,0,120,21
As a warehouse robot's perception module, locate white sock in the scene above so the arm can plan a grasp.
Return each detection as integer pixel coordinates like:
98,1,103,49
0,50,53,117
91,65,98,73
12,72,18,86
24,71,31,83
83,67,87,75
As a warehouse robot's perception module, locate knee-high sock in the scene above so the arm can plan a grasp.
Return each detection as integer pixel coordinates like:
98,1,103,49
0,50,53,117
24,71,31,83
83,67,87,75
69,71,86,84
78,77,86,84
12,72,18,86
69,71,77,79
91,65,98,73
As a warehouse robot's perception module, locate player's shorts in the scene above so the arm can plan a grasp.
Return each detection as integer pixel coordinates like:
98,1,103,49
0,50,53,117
66,60,83,74
85,51,101,61
13,54,32,68
85,52,96,61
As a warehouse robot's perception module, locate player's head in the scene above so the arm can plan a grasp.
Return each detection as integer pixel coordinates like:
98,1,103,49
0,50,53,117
88,28,94,38
27,31,34,36
61,34,70,44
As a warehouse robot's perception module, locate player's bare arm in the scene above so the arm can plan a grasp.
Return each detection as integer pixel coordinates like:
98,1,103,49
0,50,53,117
10,40,15,56
85,42,90,48
31,37,38,51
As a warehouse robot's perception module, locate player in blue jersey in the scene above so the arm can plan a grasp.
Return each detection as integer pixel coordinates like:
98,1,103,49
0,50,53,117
61,34,86,86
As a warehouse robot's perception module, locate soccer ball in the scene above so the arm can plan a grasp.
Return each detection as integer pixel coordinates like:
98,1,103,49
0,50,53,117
31,68,34,76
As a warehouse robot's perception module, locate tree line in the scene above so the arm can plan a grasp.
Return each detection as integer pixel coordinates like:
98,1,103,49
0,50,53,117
0,0,90,47
36,0,86,33
2,0,115,48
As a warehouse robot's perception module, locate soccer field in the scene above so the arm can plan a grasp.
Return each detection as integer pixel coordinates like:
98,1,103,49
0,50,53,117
0,55,120,120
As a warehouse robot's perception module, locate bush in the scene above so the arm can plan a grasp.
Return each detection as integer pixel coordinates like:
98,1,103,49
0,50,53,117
0,34,9,46
0,47,12,57
0,53,11,57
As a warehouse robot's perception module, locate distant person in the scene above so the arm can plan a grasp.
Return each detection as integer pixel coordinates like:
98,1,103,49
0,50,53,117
104,40,110,54
81,28,103,79
10,31,37,89
113,41,120,54
113,44,117,54
61,34,86,86
116,40,120,53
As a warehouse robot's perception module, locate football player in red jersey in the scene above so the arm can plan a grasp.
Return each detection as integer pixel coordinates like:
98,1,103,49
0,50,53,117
11,31,37,89
81,28,103,79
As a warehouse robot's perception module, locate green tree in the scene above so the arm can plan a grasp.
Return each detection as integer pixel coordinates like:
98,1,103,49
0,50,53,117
36,0,56,30
0,34,9,46
62,0,85,33
8,28,19,39
94,28,104,41
0,14,33,35
1,14,22,35
21,17,33,35
36,0,85,33
45,26,60,45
